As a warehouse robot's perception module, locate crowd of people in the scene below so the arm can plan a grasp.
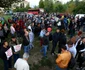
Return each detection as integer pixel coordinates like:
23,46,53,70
0,12,85,70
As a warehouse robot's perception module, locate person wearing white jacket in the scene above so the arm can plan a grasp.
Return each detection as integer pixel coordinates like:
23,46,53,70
10,24,15,35
14,53,29,70
28,29,34,49
66,41,77,58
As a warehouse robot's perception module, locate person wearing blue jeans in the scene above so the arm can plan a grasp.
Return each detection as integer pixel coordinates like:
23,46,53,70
40,32,50,57
22,28,30,53
24,45,30,53
13,54,20,63
41,45,48,57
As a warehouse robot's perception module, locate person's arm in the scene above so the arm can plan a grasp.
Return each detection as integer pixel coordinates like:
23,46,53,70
74,38,81,48
80,48,85,52
56,55,62,64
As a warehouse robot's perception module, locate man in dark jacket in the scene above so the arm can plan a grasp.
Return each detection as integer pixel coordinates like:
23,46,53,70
58,29,67,53
51,28,61,55
40,32,50,57
9,35,19,63
0,41,12,70
22,28,29,53
76,37,85,69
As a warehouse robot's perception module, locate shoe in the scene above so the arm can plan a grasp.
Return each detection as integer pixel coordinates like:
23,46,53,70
76,67,80,70
51,53,54,56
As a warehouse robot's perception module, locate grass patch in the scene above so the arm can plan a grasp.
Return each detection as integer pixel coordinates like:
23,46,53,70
0,14,12,21
39,57,53,68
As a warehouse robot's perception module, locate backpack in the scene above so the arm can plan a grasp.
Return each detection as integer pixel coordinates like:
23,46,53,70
68,54,76,69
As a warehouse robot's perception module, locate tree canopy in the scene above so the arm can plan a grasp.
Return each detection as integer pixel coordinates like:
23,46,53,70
38,0,85,14
39,0,44,8
0,0,22,8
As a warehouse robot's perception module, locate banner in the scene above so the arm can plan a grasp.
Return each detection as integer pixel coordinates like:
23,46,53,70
5,48,13,59
13,44,22,52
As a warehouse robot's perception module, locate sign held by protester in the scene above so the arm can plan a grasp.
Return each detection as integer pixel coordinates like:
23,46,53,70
13,44,22,52
5,48,13,59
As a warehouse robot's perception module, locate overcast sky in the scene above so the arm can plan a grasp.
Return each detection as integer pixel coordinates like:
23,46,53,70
26,0,71,7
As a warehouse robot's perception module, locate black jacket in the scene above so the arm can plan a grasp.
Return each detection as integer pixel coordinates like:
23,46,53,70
43,35,49,45
59,33,67,45
23,35,29,46
0,46,10,60
76,41,85,53
52,32,61,43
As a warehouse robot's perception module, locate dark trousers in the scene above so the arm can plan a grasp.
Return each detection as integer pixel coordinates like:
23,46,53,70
3,58,12,70
77,52,84,68
58,44,62,53
51,41,57,54
14,54,19,63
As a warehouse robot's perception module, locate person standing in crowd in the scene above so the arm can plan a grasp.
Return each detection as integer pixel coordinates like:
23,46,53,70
28,28,34,49
66,40,77,58
51,28,61,55
63,15,68,30
15,23,21,37
10,24,16,36
3,23,9,38
0,26,4,43
0,41,12,70
76,37,85,69
28,24,32,32
40,32,50,57
39,27,46,46
56,45,71,70
31,22,35,33
58,29,67,53
9,35,20,63
68,18,75,38
35,23,41,36
22,28,29,53
14,53,29,70
76,16,81,31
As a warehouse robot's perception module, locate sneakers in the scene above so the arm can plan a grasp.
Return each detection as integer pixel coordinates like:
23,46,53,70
76,67,80,70
51,53,55,56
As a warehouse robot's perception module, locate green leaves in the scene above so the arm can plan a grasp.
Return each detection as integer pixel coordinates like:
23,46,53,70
0,0,22,8
39,0,44,8
73,1,85,14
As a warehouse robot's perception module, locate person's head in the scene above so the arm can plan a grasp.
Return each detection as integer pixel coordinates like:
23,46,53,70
61,45,67,53
11,35,16,42
23,53,29,60
56,28,60,33
4,23,7,26
78,31,82,36
61,29,65,34
3,40,8,48
42,27,45,30
31,23,34,26
24,28,27,32
67,40,73,48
